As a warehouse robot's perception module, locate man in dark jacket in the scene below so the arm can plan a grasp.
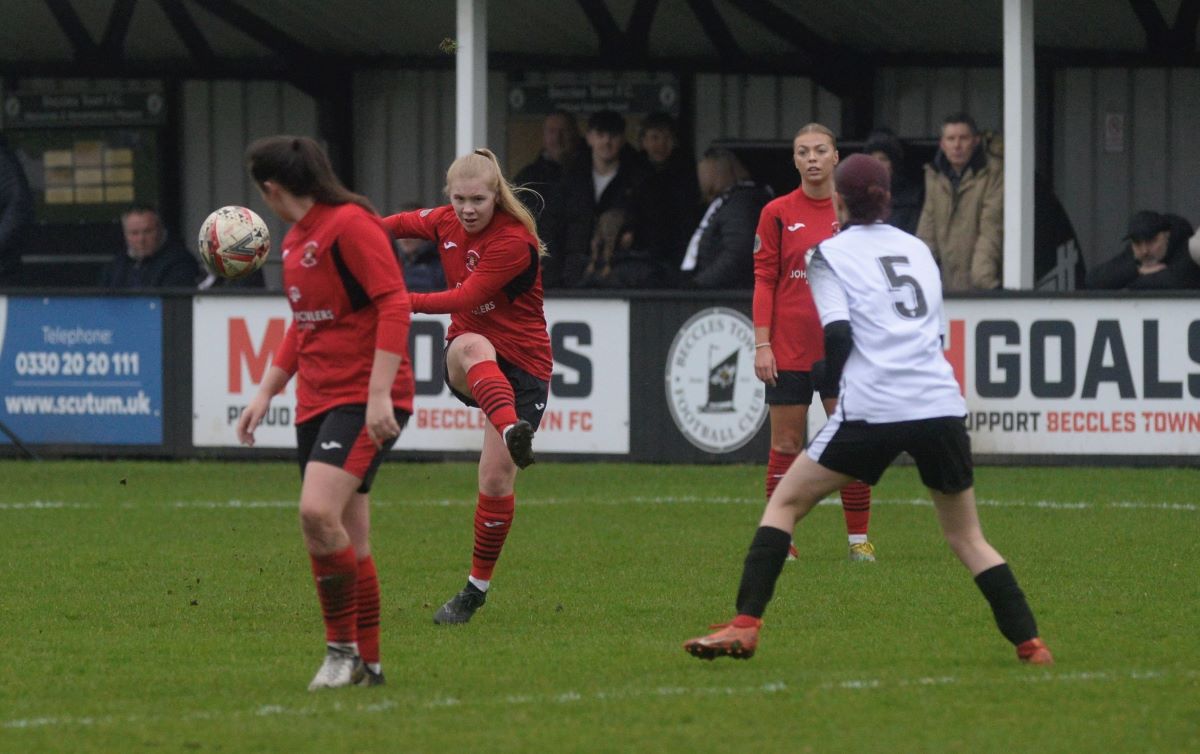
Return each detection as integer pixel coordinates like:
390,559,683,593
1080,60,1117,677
1087,210,1199,290
100,205,200,289
0,136,34,286
513,110,582,220
629,112,700,272
678,147,771,289
540,110,648,287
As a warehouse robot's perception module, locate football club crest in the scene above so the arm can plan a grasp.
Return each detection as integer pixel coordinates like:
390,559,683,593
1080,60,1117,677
300,241,319,268
465,249,481,271
664,307,767,453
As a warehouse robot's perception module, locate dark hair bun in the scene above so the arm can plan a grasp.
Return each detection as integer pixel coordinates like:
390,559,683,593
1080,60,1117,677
835,153,891,224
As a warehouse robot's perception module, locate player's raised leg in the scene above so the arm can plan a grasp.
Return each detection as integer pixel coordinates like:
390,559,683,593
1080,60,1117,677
447,333,534,469
685,455,853,660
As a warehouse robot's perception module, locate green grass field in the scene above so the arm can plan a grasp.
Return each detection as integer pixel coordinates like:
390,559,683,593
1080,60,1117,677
1,460,1197,753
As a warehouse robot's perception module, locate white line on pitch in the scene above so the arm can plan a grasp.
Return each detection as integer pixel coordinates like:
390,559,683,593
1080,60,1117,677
3,668,1192,731
1,497,1194,513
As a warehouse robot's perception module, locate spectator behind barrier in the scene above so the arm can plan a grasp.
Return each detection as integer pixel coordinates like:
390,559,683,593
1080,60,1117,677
1087,210,1199,290
628,112,700,273
392,201,446,293
678,147,771,289
513,109,582,220
917,112,1004,291
101,205,203,289
539,109,649,288
863,127,922,235
0,135,34,286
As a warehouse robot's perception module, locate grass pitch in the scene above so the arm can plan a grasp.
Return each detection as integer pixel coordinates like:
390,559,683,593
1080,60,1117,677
1,460,1197,753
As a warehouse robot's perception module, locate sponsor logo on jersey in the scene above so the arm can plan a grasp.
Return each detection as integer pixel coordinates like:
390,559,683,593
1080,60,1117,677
294,309,335,323
664,307,767,453
301,241,319,268
465,249,481,271
288,286,302,303
786,222,805,231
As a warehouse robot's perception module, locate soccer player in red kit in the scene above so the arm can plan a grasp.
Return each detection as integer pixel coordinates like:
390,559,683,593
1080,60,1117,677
382,148,552,625
753,123,875,562
237,136,415,690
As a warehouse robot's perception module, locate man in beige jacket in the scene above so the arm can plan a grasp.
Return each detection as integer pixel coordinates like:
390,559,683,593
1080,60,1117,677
917,113,1004,291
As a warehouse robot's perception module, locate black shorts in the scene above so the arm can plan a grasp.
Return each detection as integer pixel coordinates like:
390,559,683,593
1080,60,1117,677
765,370,838,405
446,354,550,430
296,404,410,494
807,414,974,494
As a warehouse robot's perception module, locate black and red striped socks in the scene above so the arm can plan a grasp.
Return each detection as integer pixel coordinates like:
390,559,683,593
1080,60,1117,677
467,361,519,435
469,492,515,590
310,544,358,648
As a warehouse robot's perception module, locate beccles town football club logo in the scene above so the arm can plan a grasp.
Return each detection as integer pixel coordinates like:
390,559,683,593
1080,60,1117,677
465,249,481,271
664,307,767,453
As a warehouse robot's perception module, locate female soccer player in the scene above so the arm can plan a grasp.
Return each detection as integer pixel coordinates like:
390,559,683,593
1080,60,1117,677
236,135,414,690
685,154,1053,665
382,148,552,626
752,123,874,561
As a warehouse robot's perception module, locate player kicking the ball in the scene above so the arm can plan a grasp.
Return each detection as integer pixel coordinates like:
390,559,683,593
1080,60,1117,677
684,154,1053,666
383,148,552,626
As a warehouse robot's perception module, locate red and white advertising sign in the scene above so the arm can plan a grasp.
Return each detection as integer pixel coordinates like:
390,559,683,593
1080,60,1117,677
944,298,1200,455
192,296,630,453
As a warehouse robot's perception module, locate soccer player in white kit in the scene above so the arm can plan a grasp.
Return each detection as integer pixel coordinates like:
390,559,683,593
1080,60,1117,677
684,154,1053,666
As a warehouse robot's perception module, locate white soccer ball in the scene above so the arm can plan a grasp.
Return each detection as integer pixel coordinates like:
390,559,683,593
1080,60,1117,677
198,206,271,280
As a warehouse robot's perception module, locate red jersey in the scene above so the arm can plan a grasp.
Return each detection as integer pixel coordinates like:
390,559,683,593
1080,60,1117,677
271,202,414,424
382,206,552,381
752,188,840,371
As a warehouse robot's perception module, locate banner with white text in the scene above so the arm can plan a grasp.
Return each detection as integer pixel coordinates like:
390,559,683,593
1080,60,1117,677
0,296,163,444
191,296,630,453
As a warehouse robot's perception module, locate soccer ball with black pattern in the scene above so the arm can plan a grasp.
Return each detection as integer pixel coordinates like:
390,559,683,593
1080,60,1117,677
197,206,271,280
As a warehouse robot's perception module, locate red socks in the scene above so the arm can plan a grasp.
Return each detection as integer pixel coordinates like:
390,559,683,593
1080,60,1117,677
766,450,797,500
840,481,872,537
355,555,381,664
467,361,519,434
471,492,515,581
309,545,358,644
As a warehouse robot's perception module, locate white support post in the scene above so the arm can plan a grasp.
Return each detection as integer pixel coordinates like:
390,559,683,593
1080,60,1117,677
456,0,488,156
1003,0,1035,289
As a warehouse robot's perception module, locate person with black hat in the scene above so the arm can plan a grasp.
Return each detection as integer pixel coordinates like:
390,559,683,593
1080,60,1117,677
683,153,1053,668
1087,210,1199,290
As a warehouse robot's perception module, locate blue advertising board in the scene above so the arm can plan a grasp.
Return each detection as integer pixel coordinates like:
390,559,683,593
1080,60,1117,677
0,296,163,445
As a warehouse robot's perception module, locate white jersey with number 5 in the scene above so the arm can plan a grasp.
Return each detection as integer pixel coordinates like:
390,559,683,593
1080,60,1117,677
806,223,966,423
